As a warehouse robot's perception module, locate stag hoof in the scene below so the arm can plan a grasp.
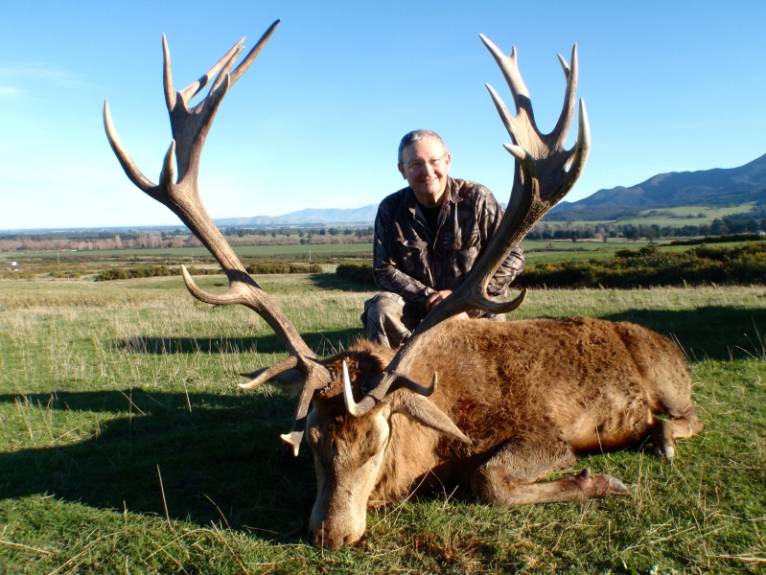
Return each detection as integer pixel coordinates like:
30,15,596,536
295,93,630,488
574,469,629,498
654,443,676,460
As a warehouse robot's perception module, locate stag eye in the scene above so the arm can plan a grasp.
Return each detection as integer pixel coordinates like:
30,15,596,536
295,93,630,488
306,419,323,448
307,428,319,446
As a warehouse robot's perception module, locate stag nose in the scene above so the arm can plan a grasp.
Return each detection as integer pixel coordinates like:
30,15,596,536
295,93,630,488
310,522,365,549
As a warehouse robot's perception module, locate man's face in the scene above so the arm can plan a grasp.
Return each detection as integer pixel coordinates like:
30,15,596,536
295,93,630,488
398,137,452,207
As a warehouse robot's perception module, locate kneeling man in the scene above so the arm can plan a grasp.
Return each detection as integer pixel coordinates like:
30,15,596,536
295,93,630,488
363,129,524,348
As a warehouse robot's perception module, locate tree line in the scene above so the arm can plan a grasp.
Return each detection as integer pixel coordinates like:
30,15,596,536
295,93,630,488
0,227,375,252
528,214,765,242
337,241,766,289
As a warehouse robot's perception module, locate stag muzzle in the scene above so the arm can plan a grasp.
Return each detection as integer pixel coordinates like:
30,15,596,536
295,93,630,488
308,486,368,548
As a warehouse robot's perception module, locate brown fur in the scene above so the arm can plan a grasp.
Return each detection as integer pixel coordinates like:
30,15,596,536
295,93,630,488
307,317,702,547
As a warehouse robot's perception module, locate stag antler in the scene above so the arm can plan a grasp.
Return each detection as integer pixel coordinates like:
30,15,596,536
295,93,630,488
348,36,591,414
103,21,331,455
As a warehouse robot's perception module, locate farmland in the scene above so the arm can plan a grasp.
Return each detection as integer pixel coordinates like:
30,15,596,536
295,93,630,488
0,253,764,573
0,238,713,280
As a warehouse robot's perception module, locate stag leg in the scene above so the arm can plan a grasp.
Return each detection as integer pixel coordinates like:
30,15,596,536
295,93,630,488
650,407,703,459
471,432,628,505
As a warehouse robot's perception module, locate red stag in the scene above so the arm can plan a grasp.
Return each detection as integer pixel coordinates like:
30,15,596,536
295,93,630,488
104,22,702,549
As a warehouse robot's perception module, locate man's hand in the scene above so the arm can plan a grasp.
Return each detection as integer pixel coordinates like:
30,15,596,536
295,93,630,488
426,289,452,311
426,289,469,320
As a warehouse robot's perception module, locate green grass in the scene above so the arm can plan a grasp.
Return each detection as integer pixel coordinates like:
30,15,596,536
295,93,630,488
556,203,758,227
7,239,759,282
5,242,373,261
521,239,651,265
622,204,758,226
0,276,764,574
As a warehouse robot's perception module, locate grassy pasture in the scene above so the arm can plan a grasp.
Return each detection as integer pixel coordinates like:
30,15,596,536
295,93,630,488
557,203,758,227
0,275,764,574
1,239,665,279
621,204,758,226
0,242,373,267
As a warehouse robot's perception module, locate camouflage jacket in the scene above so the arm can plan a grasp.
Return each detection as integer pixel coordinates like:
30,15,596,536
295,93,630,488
372,177,524,310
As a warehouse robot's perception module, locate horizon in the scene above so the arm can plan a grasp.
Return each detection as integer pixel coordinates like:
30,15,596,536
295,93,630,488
2,1,765,230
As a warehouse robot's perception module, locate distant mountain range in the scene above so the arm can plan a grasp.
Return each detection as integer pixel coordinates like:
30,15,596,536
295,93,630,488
217,153,766,226
215,205,378,227
547,153,766,221
4,154,764,234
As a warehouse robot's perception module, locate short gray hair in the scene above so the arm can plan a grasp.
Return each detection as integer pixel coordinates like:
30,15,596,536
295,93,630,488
397,129,447,164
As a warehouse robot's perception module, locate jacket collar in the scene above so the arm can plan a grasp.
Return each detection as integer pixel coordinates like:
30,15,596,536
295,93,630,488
404,177,462,212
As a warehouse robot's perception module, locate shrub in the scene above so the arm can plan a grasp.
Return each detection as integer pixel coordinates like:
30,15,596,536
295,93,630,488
518,241,766,288
336,263,376,286
95,262,323,281
333,242,766,289
245,262,322,274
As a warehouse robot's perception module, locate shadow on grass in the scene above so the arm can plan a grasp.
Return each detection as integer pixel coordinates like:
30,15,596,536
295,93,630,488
602,305,766,362
115,327,365,355
0,390,315,542
114,305,766,363
309,272,373,293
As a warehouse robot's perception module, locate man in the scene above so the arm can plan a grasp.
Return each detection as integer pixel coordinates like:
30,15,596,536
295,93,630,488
362,129,524,348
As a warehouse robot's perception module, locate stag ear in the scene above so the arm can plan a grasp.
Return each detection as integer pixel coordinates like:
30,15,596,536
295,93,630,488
393,394,472,445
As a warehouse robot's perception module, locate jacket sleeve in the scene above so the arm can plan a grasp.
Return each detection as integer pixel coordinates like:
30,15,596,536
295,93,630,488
372,199,435,304
480,190,525,297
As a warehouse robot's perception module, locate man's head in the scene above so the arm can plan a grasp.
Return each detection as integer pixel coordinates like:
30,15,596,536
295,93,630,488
398,130,452,207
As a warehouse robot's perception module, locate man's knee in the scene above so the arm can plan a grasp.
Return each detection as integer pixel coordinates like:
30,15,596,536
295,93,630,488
361,292,410,348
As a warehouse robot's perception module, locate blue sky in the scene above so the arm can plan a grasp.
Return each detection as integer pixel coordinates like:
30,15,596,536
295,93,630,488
1,1,764,230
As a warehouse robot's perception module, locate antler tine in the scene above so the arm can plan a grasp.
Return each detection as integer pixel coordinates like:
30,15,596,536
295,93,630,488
485,83,521,148
479,34,535,128
103,102,157,195
239,356,300,390
230,19,281,85
280,363,330,456
162,35,177,112
105,23,332,456
195,18,281,100
562,99,591,194
550,44,578,151
349,35,591,417
207,41,246,102
175,38,244,106
343,361,439,418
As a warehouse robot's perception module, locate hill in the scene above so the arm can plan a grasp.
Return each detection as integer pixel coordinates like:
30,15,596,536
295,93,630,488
216,205,378,227
548,153,766,221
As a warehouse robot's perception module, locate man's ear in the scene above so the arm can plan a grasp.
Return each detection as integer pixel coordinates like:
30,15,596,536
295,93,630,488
398,162,407,179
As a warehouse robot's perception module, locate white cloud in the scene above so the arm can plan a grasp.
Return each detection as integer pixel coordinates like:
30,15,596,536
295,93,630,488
0,86,20,97
0,63,95,90
0,64,71,79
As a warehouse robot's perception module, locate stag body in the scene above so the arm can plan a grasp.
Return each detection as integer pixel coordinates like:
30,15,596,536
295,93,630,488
307,317,701,547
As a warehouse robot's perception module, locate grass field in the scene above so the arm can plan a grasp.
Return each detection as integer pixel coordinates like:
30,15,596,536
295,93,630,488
1,239,668,279
0,274,764,574
618,204,757,227
555,204,758,227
